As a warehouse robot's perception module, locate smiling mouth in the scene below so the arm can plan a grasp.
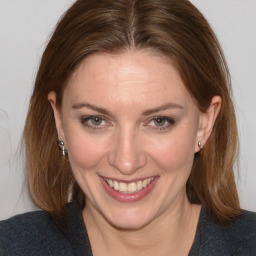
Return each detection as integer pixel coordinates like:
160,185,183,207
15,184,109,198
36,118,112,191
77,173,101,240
103,177,155,194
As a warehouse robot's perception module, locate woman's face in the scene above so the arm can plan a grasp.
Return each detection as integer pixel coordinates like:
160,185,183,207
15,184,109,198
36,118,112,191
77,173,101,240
50,50,215,229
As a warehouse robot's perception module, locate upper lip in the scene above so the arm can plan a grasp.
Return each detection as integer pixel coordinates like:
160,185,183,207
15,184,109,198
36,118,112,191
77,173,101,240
99,175,159,184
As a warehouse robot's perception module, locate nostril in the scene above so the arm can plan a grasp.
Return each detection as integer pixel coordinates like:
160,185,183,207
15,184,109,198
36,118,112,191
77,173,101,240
107,151,147,175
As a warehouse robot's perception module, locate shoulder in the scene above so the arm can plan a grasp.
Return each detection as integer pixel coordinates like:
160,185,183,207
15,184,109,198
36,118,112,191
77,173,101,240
190,207,256,256
223,210,256,254
0,210,74,256
1,210,54,232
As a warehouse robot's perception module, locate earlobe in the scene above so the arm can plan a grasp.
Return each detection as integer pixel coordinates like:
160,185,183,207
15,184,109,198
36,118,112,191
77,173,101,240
48,91,65,142
195,96,222,152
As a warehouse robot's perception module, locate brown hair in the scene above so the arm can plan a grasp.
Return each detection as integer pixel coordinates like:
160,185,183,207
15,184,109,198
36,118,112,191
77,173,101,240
24,0,240,223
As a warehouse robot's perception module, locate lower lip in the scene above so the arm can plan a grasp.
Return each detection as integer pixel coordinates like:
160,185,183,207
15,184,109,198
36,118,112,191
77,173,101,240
99,176,159,203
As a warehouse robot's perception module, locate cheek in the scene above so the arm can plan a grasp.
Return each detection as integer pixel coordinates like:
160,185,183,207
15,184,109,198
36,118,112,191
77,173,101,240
64,128,110,171
145,129,196,173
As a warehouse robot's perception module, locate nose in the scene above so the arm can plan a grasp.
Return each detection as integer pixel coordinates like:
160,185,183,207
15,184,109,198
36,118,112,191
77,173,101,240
107,127,147,175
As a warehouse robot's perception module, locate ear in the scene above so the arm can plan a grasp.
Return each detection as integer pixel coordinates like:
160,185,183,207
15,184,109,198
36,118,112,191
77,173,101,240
195,96,222,152
48,91,65,143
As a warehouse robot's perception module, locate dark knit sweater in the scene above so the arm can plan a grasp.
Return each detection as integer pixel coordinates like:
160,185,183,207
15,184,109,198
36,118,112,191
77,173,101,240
0,201,256,256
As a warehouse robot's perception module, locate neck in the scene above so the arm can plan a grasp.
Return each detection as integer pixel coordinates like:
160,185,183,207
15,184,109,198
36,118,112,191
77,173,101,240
83,197,201,256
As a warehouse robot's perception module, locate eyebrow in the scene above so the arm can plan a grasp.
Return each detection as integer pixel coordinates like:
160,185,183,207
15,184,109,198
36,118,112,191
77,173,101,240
72,103,113,116
72,102,184,116
141,103,184,116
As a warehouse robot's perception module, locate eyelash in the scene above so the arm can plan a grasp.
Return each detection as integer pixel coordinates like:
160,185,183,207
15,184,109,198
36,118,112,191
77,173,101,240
80,115,175,131
146,116,175,131
80,115,109,130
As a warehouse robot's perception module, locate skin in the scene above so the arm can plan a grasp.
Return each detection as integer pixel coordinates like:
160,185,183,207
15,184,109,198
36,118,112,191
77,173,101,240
49,50,221,256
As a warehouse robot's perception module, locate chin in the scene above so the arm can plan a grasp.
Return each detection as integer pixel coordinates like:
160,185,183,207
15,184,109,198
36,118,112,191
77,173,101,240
109,217,150,231
102,206,156,230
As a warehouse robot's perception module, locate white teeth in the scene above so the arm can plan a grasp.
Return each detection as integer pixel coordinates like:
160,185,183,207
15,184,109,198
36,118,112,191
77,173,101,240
128,182,137,192
108,179,114,187
142,179,148,188
113,181,119,190
119,182,127,192
137,181,143,191
105,177,155,194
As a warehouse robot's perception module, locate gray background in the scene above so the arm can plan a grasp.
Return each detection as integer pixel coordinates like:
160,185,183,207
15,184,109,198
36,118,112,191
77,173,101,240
0,0,255,220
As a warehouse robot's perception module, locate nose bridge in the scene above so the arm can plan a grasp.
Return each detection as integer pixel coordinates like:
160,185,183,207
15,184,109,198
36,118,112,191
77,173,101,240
108,124,147,175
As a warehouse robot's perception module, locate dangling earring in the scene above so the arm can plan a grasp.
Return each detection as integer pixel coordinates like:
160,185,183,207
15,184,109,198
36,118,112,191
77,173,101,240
198,141,204,150
57,139,68,156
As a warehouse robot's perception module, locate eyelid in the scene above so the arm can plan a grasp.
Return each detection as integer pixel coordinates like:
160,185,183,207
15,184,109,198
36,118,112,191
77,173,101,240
153,116,174,123
145,116,175,131
80,115,112,129
80,115,175,132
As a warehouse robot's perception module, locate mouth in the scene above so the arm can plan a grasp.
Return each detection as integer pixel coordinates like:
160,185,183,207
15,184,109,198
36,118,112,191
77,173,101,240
103,177,155,194
100,175,159,203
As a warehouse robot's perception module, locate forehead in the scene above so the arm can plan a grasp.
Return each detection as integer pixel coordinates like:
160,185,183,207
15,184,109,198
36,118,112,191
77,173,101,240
64,50,195,110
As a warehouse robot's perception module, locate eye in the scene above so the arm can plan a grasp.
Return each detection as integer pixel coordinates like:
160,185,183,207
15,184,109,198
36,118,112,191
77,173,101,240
90,116,104,126
146,116,175,131
153,117,167,126
80,115,110,130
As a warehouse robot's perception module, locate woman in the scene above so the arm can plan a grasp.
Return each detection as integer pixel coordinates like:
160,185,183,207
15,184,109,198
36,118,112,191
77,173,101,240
0,0,255,255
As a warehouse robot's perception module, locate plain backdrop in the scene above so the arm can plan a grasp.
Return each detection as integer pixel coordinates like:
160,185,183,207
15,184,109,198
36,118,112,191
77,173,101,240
0,0,255,220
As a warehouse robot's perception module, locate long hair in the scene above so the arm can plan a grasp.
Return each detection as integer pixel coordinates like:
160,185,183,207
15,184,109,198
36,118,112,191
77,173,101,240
24,0,240,223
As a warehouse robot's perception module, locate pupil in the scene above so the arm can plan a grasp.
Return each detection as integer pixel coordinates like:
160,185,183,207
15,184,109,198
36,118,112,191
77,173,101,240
154,117,165,126
92,117,102,125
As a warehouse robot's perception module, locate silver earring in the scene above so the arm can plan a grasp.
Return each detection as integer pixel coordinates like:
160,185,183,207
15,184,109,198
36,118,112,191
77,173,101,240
198,141,204,150
57,140,67,156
